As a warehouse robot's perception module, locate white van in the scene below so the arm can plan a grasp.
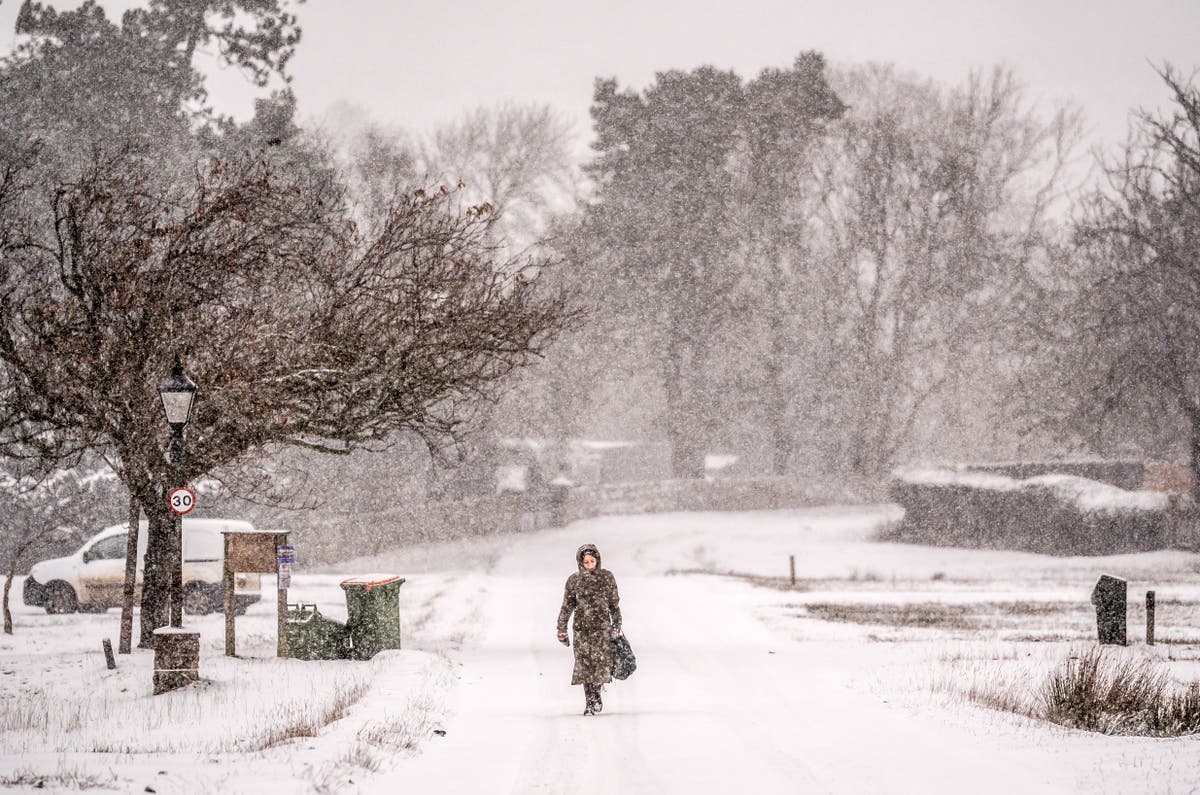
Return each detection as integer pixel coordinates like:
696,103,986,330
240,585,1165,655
23,518,262,615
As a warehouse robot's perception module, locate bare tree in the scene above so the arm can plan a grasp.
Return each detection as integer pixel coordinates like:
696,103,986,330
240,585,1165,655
410,103,582,467
1063,67,1200,497
0,144,575,646
810,65,1078,474
426,102,580,247
347,124,421,227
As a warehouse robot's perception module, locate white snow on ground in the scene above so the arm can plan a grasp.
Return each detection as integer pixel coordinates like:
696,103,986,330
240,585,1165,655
3,505,1200,793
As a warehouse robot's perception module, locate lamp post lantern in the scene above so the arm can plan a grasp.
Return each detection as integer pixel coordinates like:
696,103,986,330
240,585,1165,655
159,355,197,628
160,355,197,428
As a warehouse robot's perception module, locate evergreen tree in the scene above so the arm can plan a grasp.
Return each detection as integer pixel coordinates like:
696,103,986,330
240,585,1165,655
738,53,844,475
584,66,745,477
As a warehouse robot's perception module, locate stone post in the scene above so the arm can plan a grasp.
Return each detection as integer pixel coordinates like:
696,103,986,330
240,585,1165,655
1090,574,1127,646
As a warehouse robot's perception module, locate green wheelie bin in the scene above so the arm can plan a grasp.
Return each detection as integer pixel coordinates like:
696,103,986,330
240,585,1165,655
340,574,405,660
286,603,350,660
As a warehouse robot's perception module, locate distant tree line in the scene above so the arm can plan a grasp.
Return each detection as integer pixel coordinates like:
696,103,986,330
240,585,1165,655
503,57,1200,500
523,56,1078,481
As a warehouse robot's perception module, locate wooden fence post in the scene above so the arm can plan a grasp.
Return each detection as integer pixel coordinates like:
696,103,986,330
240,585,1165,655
1146,590,1156,646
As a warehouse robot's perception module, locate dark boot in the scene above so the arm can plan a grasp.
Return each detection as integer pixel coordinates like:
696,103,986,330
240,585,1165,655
593,684,603,713
583,684,598,715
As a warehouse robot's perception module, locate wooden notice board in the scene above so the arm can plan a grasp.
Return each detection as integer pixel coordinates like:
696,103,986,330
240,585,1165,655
226,532,281,573
222,530,289,658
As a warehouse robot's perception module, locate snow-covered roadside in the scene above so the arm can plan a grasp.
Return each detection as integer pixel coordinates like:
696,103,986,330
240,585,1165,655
0,569,489,793
3,505,1200,793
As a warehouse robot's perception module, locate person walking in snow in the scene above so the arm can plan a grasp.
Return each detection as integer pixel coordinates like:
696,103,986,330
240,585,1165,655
556,543,622,716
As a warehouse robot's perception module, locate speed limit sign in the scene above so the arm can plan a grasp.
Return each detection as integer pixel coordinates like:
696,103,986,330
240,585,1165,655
168,487,196,515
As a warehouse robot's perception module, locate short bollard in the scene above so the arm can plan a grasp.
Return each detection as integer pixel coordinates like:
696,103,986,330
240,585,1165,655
1090,574,1127,646
153,627,200,695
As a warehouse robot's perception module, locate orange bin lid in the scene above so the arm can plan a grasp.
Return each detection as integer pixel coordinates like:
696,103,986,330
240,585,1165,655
340,574,404,591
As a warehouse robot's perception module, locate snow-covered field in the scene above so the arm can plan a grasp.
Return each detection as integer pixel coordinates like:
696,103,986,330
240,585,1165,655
3,505,1200,794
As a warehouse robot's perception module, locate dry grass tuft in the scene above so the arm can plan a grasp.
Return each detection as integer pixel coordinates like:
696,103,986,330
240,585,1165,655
948,672,1034,715
950,647,1200,737
306,662,450,793
805,602,978,631
1039,647,1200,736
356,691,441,753
336,743,383,773
0,764,116,790
248,679,371,751
937,646,1022,663
847,568,883,582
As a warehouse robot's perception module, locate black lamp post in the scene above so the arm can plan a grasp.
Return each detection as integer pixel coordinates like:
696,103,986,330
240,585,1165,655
159,355,197,628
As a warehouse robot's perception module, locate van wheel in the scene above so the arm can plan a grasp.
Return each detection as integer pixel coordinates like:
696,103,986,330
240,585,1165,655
183,584,216,615
45,583,78,614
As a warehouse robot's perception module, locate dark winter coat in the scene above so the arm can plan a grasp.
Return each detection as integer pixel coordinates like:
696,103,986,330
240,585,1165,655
557,543,622,685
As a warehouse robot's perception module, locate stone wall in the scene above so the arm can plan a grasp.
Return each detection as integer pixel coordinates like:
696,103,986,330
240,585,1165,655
291,475,867,566
287,493,529,566
557,477,829,524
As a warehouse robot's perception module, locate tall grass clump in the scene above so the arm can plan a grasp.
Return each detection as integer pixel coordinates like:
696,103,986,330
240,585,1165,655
246,679,371,751
1039,647,1200,736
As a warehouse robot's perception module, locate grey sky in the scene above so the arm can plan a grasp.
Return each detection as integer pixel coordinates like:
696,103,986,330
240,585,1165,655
2,0,1198,155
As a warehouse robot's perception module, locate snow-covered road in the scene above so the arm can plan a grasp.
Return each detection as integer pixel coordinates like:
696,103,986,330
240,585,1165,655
365,514,1168,794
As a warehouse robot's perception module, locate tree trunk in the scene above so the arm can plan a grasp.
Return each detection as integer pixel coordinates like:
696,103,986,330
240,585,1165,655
4,544,27,635
668,422,706,480
664,332,706,479
765,248,792,477
119,494,140,653
138,500,173,648
3,568,14,635
765,342,791,475
847,369,875,475
1190,411,1200,504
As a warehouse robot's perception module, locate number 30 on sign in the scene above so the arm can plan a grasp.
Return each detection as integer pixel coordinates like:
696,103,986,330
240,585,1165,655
169,487,196,515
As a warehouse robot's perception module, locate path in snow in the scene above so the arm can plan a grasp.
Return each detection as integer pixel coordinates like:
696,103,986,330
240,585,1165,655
363,516,1088,794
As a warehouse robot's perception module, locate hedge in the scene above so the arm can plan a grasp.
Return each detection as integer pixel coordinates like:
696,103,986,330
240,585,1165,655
886,468,1170,555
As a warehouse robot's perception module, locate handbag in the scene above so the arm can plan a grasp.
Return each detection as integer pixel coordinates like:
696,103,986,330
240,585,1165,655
611,632,637,680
